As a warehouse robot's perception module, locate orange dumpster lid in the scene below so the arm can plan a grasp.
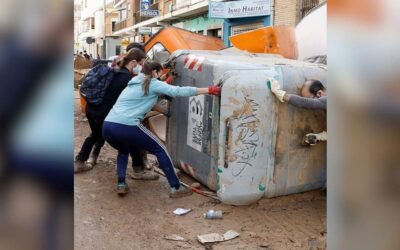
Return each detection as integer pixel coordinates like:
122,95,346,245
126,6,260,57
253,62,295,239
229,26,298,59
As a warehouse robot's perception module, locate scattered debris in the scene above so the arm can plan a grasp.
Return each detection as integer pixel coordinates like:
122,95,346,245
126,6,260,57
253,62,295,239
204,210,223,219
223,230,240,241
173,208,192,216
259,244,273,249
165,234,186,241
154,168,220,201
191,182,201,188
198,233,223,243
197,230,240,244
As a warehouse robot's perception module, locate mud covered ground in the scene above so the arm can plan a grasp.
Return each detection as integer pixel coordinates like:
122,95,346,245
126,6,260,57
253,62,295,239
74,91,326,250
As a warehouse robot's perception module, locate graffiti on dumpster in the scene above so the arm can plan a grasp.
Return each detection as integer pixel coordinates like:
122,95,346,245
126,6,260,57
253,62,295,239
231,97,260,176
187,96,205,152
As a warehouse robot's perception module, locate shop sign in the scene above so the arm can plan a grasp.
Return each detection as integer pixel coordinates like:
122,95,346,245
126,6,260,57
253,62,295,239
140,0,159,17
138,26,152,35
209,0,271,19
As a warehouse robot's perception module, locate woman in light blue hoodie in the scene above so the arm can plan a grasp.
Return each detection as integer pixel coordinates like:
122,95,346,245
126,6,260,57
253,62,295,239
103,62,221,197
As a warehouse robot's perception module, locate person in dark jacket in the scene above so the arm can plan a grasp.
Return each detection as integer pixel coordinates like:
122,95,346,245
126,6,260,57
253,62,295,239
75,49,151,176
270,79,327,146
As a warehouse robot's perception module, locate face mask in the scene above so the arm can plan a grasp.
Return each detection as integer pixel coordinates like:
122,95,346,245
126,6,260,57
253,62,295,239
132,64,142,74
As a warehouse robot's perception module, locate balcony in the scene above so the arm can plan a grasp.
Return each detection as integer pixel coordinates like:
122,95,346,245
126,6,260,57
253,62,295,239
161,0,208,22
114,18,133,32
173,0,205,11
299,0,320,20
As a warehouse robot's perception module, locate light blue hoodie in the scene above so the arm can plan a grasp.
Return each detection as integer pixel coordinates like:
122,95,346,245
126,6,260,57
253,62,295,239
105,73,197,126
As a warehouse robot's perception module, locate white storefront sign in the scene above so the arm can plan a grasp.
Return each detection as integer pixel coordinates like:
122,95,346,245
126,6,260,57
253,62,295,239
209,0,271,19
138,26,152,35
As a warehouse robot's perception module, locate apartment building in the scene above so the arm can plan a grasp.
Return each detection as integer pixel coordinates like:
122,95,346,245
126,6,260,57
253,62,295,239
75,0,325,55
75,0,122,59
274,0,326,26
112,0,223,52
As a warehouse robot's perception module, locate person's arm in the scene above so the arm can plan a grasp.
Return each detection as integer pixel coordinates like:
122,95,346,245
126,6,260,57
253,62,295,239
196,88,209,95
269,78,327,110
152,80,220,97
286,95,327,109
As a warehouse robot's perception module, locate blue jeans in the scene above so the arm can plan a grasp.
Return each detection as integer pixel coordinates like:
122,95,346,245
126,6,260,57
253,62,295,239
102,121,180,189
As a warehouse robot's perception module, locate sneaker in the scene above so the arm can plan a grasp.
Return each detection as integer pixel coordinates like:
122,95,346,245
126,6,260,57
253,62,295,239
74,160,94,173
131,170,159,180
86,153,98,167
117,182,129,195
302,134,318,146
169,186,192,198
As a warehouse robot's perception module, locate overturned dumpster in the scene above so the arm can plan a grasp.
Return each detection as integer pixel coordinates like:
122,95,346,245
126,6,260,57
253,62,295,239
163,50,326,205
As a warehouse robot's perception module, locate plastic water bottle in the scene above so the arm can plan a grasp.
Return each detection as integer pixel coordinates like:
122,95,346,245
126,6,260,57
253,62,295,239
204,210,223,219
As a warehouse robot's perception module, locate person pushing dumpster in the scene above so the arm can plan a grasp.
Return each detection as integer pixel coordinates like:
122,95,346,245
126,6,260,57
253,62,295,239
269,78,327,146
102,61,221,197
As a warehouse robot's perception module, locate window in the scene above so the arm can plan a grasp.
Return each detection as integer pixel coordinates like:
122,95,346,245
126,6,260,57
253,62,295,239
119,3,127,20
90,17,95,29
146,43,170,64
116,45,121,56
112,21,116,32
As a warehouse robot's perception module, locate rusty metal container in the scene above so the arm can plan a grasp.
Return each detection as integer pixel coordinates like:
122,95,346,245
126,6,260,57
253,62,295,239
166,50,326,205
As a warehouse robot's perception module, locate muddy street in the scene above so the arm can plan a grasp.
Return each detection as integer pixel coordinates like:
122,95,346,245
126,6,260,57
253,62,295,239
74,91,326,250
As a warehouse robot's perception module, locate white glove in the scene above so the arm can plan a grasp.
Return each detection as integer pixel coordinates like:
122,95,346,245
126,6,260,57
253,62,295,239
268,78,286,102
303,131,327,146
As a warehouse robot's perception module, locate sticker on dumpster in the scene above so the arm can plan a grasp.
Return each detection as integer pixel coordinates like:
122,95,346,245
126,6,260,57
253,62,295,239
187,95,205,152
184,55,204,72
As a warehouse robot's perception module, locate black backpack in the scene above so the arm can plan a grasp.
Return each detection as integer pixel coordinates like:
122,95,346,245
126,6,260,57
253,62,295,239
80,64,115,105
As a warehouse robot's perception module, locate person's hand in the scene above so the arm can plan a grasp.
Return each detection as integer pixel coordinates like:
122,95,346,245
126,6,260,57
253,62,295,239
165,75,174,84
208,86,221,96
302,131,327,146
160,74,168,81
268,78,286,102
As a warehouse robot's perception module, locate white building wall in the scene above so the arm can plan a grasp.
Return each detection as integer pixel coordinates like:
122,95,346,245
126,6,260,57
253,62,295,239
106,38,122,58
94,10,104,38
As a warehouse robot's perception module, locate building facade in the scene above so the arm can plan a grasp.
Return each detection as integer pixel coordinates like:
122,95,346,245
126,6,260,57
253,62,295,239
111,0,223,53
75,0,122,59
75,0,326,55
274,0,326,26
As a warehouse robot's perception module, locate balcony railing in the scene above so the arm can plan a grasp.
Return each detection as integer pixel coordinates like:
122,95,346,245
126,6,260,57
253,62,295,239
114,18,134,32
299,0,320,19
172,0,204,11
